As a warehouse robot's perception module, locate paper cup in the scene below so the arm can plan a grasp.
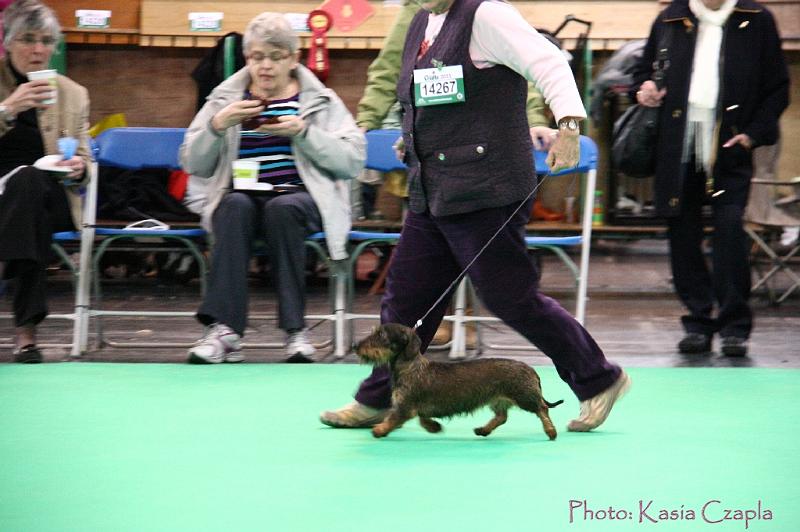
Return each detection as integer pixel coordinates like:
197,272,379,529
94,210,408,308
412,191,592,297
232,159,260,189
27,69,58,104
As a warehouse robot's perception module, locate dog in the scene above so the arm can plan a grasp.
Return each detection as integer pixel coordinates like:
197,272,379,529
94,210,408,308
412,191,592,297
356,323,563,439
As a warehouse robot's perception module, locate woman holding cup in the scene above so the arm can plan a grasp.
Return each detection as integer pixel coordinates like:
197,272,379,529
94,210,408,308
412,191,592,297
0,0,91,363
180,12,364,363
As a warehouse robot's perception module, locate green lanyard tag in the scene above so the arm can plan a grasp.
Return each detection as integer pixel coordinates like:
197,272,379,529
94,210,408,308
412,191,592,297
413,65,465,107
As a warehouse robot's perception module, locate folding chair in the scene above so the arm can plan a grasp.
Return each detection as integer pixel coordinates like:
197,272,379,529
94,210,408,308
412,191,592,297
744,174,800,304
78,127,209,350
91,127,349,355
325,130,406,357
448,135,600,358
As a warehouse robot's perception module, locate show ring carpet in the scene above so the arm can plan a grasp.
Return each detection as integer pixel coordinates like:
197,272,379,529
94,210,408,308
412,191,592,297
1,364,797,531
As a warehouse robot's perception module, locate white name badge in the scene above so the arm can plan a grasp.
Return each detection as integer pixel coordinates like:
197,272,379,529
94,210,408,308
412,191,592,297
413,65,465,107
189,12,224,32
75,10,111,29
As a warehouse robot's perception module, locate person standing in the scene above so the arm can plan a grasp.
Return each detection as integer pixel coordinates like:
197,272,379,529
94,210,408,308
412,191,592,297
321,0,630,432
634,0,789,356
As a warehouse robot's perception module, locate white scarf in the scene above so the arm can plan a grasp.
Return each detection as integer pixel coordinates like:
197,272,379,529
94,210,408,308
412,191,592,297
687,0,737,109
684,0,737,173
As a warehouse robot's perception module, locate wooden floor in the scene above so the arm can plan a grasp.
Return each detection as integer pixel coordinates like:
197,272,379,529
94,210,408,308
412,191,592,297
2,239,798,367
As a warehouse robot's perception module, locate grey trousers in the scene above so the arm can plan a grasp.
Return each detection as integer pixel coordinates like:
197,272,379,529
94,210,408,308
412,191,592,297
197,191,322,336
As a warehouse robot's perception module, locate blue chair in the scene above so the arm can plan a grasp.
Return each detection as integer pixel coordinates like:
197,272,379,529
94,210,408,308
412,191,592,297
95,127,186,170
341,230,402,353
448,136,600,357
81,127,210,349
344,130,599,357
364,129,406,173
89,128,347,355
333,130,406,355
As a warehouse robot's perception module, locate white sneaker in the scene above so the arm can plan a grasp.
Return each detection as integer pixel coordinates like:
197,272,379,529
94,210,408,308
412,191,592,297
285,329,315,363
567,371,631,432
780,226,799,247
187,323,243,364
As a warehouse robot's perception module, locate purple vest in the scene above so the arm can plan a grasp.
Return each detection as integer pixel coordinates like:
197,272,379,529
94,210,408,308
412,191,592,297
397,0,535,217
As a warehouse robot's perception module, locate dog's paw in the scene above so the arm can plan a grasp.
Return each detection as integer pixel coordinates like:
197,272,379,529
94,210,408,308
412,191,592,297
419,418,442,433
372,425,389,438
474,427,491,437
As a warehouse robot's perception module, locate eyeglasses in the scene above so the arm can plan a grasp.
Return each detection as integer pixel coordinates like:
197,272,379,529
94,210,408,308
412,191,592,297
15,34,57,47
248,50,292,64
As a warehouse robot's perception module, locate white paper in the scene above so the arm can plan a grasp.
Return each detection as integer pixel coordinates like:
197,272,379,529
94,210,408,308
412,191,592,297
284,13,310,33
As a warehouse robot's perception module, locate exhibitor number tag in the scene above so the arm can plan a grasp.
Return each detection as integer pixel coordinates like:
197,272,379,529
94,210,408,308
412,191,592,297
413,65,465,107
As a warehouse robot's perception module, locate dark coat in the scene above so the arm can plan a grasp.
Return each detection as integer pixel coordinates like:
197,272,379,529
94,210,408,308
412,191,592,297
632,0,789,217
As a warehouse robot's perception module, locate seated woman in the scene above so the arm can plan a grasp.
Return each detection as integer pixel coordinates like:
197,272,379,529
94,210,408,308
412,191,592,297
0,0,91,363
181,12,365,364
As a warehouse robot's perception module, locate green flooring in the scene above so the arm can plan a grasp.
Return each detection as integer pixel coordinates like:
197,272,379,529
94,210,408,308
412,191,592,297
0,364,798,532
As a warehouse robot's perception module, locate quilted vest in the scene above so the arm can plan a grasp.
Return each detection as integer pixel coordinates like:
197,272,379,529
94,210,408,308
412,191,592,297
397,0,535,216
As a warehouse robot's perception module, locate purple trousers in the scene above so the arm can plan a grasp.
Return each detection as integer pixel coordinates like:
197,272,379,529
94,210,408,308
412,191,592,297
355,199,621,408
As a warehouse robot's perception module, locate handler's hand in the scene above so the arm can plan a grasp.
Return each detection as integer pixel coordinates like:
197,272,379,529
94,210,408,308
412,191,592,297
255,115,307,138
637,80,666,108
211,100,264,132
546,130,580,173
530,126,557,151
54,156,85,180
392,136,405,161
723,133,752,150
1,80,55,115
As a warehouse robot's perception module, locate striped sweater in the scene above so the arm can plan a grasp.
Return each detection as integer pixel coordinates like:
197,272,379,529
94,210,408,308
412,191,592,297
238,92,302,186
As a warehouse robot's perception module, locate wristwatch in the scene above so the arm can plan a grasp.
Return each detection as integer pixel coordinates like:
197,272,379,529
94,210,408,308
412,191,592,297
558,117,579,132
0,104,16,126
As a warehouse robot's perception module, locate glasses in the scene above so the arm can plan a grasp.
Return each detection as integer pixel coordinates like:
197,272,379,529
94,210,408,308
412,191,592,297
248,50,292,64
15,34,57,47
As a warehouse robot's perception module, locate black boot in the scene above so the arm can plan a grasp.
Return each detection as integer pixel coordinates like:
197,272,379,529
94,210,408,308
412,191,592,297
721,337,748,357
13,344,43,363
677,333,712,354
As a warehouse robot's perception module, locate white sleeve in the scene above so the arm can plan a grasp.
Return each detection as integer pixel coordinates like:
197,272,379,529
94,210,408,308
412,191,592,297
469,1,587,121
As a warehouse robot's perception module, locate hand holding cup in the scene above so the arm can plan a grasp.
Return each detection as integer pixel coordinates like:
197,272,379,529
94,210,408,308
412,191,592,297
212,99,265,132
54,156,85,180
241,97,281,130
1,79,55,116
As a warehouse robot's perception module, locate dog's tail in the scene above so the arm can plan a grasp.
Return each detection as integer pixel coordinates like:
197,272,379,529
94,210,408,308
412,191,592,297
544,399,564,408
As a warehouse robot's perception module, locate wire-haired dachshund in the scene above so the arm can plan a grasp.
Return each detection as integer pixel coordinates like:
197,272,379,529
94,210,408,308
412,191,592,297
356,323,563,439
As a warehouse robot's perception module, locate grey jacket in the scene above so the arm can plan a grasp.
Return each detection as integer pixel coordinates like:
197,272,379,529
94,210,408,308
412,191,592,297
180,64,365,260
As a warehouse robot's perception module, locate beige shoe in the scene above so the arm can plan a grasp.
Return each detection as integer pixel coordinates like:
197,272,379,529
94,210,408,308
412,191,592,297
319,401,389,428
465,323,478,349
567,371,631,432
430,321,453,346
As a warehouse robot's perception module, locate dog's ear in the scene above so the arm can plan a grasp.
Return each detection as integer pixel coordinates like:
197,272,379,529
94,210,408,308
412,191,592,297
399,328,421,361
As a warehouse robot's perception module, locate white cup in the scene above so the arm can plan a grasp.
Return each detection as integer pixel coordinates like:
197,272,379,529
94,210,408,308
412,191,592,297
27,69,58,105
232,159,260,189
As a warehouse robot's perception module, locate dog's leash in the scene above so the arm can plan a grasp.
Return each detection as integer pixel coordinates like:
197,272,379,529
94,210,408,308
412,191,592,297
413,170,561,331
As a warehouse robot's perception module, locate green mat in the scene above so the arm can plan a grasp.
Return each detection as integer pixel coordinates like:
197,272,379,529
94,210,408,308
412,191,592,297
1,365,797,531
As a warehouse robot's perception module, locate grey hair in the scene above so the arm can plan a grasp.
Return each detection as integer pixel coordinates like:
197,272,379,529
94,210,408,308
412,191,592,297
243,12,299,54
3,0,62,48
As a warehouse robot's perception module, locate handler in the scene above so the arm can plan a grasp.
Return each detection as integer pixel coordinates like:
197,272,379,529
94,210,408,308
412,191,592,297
321,0,630,431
